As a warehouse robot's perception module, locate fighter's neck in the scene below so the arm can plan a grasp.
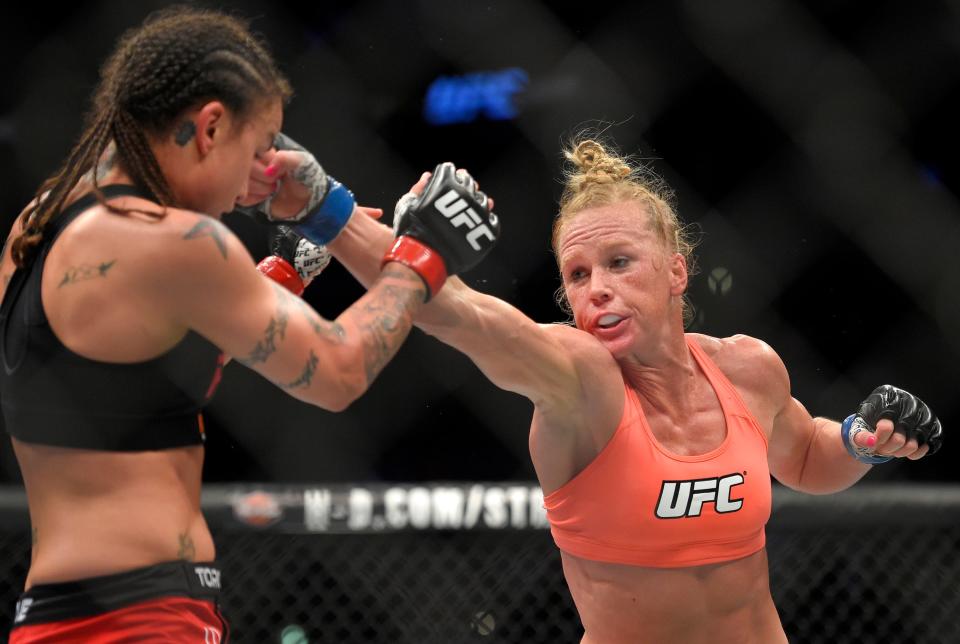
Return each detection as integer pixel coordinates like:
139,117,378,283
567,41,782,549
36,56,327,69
618,332,701,419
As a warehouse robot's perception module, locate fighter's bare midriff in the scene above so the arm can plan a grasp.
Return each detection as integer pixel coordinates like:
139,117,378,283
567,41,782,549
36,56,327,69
562,548,787,644
13,438,213,589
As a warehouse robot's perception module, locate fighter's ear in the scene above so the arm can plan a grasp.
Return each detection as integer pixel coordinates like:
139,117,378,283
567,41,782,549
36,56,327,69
669,252,688,295
192,101,229,156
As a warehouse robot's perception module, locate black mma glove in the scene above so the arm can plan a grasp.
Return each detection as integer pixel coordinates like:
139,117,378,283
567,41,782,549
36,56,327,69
841,385,942,463
382,163,500,300
256,226,332,296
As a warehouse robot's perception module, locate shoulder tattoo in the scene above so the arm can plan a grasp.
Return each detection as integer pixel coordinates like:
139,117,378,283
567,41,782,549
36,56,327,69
183,219,229,260
58,260,117,288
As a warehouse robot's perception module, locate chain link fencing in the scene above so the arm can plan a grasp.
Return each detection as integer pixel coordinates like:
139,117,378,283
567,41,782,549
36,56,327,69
1,484,957,643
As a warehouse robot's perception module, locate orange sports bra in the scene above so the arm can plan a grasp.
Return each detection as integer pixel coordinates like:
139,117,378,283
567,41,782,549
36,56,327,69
543,336,772,568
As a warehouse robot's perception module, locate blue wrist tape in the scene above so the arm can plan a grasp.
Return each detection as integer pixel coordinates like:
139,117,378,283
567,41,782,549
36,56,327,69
293,178,355,245
841,414,893,464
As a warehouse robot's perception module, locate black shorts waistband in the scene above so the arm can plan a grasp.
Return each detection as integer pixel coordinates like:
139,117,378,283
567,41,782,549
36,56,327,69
12,560,222,627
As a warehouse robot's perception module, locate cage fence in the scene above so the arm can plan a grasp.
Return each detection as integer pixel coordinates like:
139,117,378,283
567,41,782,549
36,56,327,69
1,483,958,643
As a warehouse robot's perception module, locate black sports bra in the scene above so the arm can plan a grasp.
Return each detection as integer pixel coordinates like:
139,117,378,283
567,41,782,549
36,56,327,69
0,185,224,451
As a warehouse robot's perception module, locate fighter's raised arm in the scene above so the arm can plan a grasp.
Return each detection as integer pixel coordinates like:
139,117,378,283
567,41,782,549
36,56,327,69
317,167,626,469
0,10,502,641
277,138,943,644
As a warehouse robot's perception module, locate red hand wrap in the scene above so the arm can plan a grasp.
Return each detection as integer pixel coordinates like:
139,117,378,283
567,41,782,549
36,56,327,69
381,236,447,301
256,255,305,296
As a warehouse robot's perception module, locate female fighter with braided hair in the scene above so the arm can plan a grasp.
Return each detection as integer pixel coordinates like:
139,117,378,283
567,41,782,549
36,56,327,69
275,137,942,643
0,7,496,642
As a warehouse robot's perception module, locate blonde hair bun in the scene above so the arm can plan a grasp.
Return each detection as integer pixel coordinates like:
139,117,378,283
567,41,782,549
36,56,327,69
553,134,699,326
564,139,631,189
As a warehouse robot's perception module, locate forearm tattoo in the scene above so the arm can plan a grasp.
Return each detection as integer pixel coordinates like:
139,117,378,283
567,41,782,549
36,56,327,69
251,272,418,392
240,285,290,365
358,266,425,385
58,260,116,288
282,349,319,390
177,533,196,560
291,295,346,345
183,220,228,260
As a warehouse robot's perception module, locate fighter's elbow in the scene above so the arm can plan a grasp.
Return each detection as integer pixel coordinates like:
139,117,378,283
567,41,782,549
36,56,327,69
283,355,367,413
789,469,859,496
321,393,355,413
332,348,376,410
320,369,367,412
796,481,852,496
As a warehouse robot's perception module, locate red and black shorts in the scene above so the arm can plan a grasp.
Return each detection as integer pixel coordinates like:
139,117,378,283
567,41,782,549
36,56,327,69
8,560,229,643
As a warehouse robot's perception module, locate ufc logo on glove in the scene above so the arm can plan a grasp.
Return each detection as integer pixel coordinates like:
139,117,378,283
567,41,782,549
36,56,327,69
434,189,496,250
385,162,501,300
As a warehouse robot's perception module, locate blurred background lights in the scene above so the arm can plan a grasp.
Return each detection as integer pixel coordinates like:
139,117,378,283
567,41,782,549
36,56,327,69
280,624,309,644
424,68,528,125
708,267,734,296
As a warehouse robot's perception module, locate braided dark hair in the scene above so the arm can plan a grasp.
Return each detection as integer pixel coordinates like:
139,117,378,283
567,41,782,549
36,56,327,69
11,5,292,267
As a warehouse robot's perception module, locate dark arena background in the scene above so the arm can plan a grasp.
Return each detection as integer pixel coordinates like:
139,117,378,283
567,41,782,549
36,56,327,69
0,1,958,642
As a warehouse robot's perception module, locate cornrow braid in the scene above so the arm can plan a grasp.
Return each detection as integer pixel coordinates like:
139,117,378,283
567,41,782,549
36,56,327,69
111,108,175,206
11,6,292,268
11,108,116,266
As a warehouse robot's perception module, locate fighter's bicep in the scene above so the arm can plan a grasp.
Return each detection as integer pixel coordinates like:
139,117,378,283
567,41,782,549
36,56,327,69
767,396,818,489
156,216,360,408
475,320,607,412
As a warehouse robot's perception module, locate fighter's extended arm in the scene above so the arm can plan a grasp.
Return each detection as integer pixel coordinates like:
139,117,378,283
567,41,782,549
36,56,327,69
329,175,592,410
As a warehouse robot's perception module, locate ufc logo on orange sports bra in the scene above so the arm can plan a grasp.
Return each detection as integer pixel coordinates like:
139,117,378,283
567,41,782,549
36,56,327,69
655,473,745,518
434,190,496,251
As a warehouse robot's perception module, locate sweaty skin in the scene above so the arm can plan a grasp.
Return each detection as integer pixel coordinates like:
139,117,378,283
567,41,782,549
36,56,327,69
325,189,905,643
535,328,789,644
564,550,783,644
1,100,429,589
3,189,218,586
